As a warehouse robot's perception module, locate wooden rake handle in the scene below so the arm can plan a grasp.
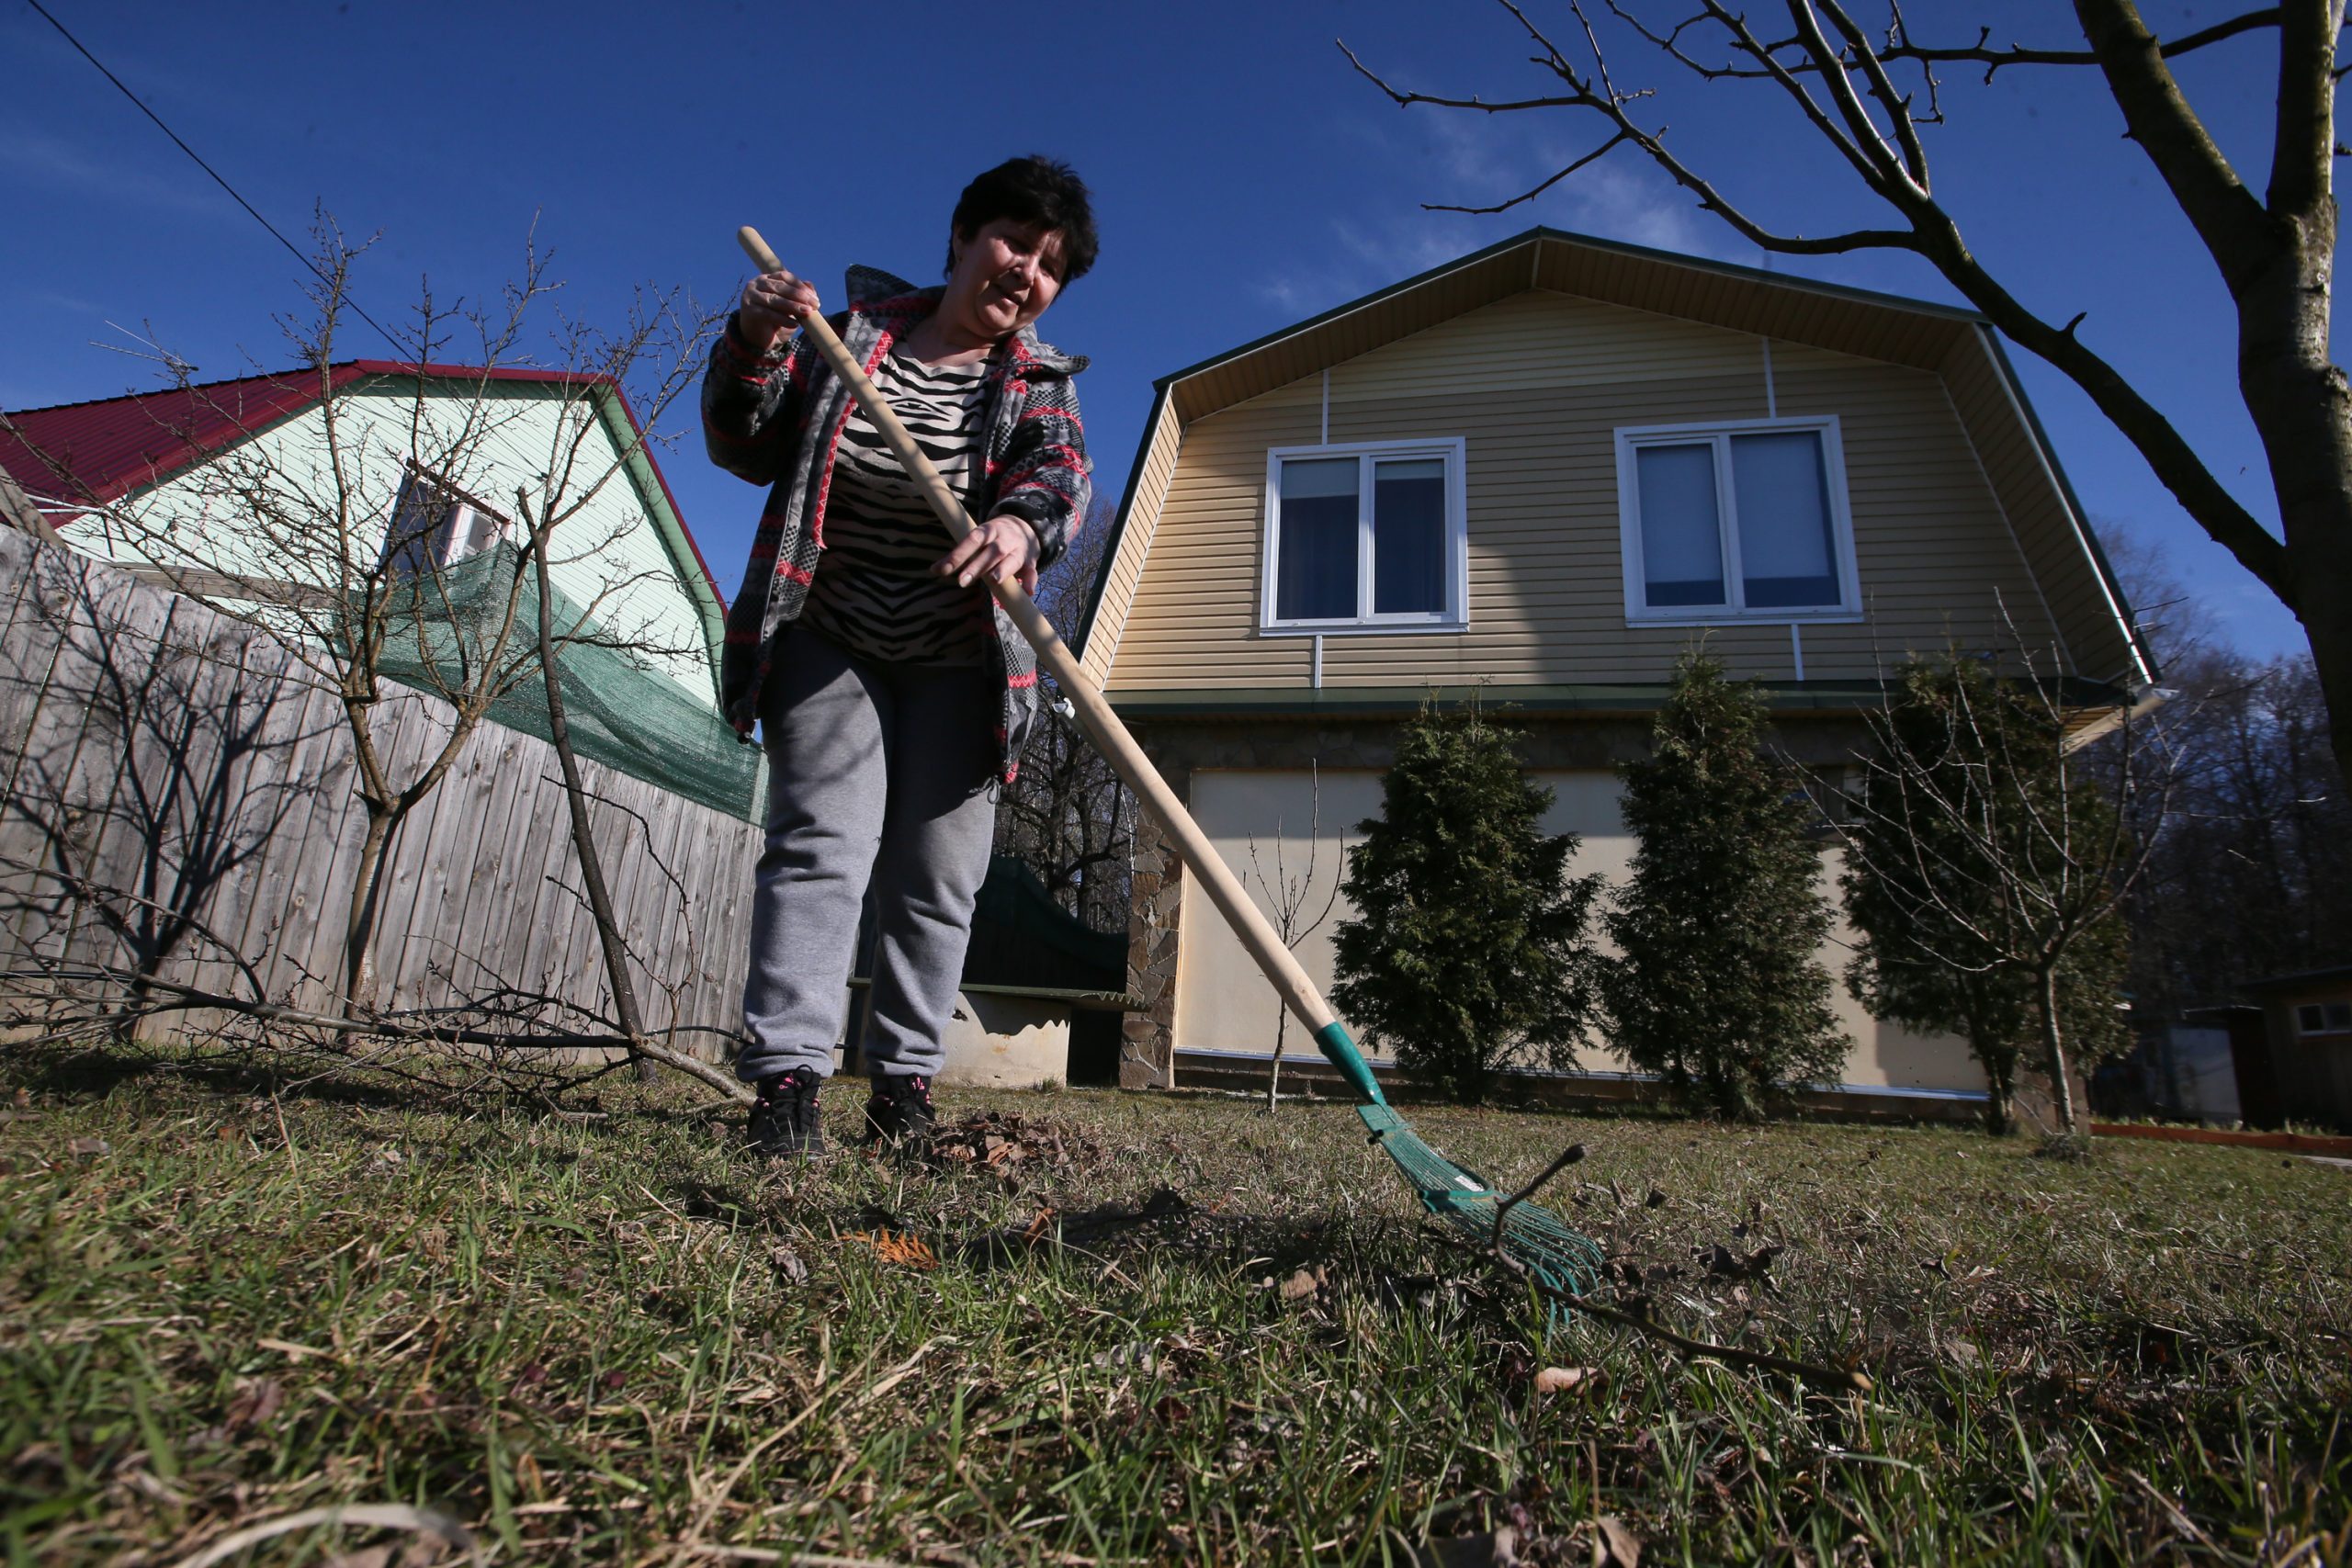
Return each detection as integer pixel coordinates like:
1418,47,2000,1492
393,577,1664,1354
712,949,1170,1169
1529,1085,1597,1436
735,226,1380,1100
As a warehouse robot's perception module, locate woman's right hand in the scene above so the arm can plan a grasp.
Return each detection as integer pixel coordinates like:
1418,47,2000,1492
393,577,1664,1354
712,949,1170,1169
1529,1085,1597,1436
738,269,821,355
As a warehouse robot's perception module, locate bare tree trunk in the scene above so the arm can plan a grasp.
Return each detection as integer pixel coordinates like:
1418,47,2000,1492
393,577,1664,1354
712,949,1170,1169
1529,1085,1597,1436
342,808,394,1015
2235,204,2352,784
1984,1072,2016,1137
2037,966,2080,1134
530,531,652,1083
1266,1010,1285,1113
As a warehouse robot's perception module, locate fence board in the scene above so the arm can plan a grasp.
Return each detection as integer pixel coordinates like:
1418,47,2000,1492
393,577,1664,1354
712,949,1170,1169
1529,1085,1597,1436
442,727,536,1012
213,664,334,999
0,536,760,1052
1,557,141,966
238,682,353,1010
386,712,501,1009
85,604,252,1008
631,766,700,1033
0,542,81,978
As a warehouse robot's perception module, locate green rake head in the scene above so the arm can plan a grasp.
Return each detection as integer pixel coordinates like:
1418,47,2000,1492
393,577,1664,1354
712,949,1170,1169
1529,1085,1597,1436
1358,1103,1607,1303
1309,1021,1607,1308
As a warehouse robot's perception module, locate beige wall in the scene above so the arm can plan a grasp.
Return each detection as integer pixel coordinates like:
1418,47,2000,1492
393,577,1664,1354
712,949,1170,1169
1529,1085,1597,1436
1106,289,2063,694
1174,765,1982,1096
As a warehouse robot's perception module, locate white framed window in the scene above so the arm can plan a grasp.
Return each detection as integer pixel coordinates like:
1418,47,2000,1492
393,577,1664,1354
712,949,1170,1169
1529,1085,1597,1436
1614,416,1860,624
1261,438,1468,635
381,461,509,578
2295,1001,2352,1036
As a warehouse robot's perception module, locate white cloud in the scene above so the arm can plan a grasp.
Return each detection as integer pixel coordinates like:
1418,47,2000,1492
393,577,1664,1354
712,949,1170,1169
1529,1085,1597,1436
1539,157,1736,260
1251,215,1472,319
0,128,235,218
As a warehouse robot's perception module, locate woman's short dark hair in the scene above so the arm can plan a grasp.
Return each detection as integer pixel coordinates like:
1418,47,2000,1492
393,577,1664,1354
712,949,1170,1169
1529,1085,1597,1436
946,156,1099,285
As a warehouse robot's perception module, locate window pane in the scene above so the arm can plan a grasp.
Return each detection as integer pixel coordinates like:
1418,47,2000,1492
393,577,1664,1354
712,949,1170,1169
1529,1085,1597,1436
2300,1005,2326,1032
1634,444,1724,607
385,474,445,577
1733,431,1839,608
1373,457,1446,615
2327,1002,2352,1030
1276,458,1359,620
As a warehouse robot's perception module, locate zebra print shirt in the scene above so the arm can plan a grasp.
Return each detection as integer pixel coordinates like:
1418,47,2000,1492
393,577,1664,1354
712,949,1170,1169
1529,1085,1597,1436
800,348,994,666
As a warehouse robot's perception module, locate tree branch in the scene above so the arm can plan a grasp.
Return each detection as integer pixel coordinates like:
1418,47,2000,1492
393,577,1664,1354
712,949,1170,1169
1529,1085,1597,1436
1338,25,1924,255
2072,0,2276,289
2268,0,2346,219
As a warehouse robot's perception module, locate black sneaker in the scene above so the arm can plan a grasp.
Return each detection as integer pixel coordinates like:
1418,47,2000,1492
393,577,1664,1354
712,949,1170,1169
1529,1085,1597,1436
863,1072,936,1145
747,1066,825,1157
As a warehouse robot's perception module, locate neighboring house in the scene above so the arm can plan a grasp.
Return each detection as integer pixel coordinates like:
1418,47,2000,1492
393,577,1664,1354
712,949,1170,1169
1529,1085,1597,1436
1076,227,2155,1113
0,362,1125,1081
2231,966,2352,1131
0,361,756,818
1,361,727,712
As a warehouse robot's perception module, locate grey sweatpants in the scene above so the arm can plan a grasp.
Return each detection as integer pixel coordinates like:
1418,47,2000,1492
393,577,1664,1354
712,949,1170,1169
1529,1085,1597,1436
738,628,1000,1084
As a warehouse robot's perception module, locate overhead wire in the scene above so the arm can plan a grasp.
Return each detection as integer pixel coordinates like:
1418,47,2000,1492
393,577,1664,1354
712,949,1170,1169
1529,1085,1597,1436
23,0,407,356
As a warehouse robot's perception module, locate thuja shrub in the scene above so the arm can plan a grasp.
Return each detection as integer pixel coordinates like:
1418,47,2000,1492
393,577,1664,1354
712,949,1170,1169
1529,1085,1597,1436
1330,699,1603,1106
1602,652,1847,1119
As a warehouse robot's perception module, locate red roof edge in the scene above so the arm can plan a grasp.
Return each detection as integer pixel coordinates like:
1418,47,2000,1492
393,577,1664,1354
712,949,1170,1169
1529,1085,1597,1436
4,361,723,618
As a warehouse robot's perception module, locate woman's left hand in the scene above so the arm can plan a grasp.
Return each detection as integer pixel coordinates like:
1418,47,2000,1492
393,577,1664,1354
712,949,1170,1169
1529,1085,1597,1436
935,515,1040,594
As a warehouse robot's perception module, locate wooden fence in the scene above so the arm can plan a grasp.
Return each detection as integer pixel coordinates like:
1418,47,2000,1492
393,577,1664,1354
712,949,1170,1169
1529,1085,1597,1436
0,523,760,1048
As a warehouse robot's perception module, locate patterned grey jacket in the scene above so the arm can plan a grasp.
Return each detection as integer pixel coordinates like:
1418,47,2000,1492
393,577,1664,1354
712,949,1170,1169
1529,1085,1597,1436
701,264,1091,781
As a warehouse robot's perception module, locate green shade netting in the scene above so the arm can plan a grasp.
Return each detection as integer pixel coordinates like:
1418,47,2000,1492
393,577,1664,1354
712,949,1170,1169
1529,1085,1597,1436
369,543,763,822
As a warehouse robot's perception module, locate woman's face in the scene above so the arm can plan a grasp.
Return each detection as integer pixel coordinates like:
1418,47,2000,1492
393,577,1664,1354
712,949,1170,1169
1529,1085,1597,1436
944,217,1067,342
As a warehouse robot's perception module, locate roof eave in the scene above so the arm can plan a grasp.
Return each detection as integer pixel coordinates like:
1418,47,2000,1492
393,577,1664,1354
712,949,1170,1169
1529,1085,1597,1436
1151,225,1997,398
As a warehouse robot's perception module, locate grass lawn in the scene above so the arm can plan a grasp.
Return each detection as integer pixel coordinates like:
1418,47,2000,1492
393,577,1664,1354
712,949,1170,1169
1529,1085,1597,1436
2,1054,2347,1566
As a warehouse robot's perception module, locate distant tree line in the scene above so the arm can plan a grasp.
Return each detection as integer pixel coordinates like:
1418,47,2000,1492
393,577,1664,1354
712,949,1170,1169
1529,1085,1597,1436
2092,543,2350,1014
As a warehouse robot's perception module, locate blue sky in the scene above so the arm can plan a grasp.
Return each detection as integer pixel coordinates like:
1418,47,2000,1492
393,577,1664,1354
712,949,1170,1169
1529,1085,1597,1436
3,0,2318,662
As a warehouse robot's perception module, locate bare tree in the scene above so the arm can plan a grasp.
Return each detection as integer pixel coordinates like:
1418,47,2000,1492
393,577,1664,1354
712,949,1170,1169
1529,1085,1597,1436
1341,2,2352,782
14,218,717,1011
993,497,1133,932
1837,643,2172,1134
1241,761,1345,1111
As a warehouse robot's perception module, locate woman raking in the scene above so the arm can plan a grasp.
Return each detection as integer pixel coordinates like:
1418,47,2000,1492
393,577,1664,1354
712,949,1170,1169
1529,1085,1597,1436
702,156,1097,1156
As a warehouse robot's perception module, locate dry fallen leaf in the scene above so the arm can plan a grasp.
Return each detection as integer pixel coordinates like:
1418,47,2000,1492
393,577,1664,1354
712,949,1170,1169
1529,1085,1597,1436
1532,1365,1600,1395
770,1244,809,1285
1596,1514,1643,1567
845,1229,936,1270
225,1376,285,1431
68,1136,108,1159
1279,1268,1322,1302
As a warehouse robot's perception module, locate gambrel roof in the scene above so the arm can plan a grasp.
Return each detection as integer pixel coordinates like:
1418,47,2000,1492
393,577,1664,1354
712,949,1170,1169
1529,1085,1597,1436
1077,226,2154,693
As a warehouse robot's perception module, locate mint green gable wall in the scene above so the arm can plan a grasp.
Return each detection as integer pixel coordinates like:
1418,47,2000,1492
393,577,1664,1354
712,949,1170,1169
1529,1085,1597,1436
59,377,723,708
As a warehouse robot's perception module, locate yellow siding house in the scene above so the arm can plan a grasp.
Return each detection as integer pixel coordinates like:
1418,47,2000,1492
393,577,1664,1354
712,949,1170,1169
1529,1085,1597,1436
1075,229,2155,1113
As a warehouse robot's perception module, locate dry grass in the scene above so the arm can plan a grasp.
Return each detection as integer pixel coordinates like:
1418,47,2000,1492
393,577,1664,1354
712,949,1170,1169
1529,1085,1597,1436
2,1051,2347,1565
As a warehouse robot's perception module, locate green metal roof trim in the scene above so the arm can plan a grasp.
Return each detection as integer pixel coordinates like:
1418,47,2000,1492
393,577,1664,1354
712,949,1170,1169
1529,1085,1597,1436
1102,675,2132,721
1074,225,2151,697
